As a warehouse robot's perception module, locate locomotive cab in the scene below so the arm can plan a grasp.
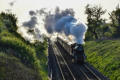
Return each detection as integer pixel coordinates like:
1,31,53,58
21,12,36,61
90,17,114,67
72,44,86,64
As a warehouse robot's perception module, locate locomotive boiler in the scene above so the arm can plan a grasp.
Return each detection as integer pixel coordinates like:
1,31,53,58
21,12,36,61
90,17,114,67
56,37,86,64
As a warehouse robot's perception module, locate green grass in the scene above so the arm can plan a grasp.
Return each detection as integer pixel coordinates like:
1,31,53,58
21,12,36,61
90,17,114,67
0,31,40,68
84,40,120,80
34,41,48,80
0,33,48,80
0,12,48,80
0,51,41,80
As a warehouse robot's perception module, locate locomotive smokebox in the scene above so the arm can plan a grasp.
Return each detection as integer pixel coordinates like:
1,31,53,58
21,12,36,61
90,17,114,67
71,43,86,64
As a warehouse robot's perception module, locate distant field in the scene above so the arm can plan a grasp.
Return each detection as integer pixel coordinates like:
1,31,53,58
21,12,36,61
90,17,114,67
84,40,120,80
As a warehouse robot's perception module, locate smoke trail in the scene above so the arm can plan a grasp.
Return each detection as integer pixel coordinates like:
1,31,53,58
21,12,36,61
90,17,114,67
21,8,87,44
42,8,87,44
36,8,47,15
55,16,75,32
9,0,16,7
21,8,48,42
44,8,75,34
55,16,88,44
29,10,36,16
44,14,55,33
22,16,38,29
69,21,88,44
23,8,47,29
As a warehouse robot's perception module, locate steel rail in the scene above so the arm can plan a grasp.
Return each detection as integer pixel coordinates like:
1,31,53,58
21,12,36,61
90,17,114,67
79,67,91,80
52,44,66,80
83,64,101,80
79,64,101,80
55,44,76,80
53,43,76,80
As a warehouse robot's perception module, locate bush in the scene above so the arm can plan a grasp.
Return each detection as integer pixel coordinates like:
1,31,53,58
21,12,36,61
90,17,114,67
104,32,112,38
0,12,18,32
34,41,48,80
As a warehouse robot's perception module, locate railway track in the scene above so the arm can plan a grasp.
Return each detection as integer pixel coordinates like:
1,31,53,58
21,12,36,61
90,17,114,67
55,42,109,80
48,40,63,80
79,64,101,80
52,43,75,80
48,40,109,80
54,43,101,80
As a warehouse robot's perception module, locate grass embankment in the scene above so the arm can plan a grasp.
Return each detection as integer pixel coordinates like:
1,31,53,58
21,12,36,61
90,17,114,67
84,40,120,80
0,12,48,80
0,51,40,80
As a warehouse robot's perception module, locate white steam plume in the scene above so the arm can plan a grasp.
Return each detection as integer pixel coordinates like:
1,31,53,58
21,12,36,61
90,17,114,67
19,8,87,44
55,16,88,44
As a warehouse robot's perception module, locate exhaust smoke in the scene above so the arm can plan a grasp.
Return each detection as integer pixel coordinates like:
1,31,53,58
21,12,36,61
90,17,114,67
20,8,87,44
55,16,88,44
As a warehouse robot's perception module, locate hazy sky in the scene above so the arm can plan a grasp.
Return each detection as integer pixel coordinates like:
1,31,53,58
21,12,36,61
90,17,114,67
0,0,120,24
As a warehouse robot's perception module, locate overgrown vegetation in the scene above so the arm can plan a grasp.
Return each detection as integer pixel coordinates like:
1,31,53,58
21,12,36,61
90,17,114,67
85,4,120,40
0,51,40,80
34,41,48,79
0,12,48,80
84,4,120,80
84,40,120,80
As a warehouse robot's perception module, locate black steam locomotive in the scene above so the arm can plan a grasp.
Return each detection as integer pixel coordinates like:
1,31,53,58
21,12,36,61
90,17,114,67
56,37,86,64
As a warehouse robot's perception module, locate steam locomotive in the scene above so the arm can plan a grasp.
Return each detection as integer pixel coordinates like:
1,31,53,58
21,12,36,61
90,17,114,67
56,37,86,64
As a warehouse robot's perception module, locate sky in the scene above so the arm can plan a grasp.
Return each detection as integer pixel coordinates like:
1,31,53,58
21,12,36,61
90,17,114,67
0,0,120,24
0,0,120,42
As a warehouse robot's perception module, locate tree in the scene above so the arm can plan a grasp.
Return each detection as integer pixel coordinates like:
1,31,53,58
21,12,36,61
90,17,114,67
85,4,106,39
109,5,120,37
0,12,18,32
115,5,120,28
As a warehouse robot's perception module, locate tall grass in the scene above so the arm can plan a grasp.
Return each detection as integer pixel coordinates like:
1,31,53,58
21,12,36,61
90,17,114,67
0,31,49,79
84,40,120,80
34,41,48,80
0,32,42,77
0,35,38,67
